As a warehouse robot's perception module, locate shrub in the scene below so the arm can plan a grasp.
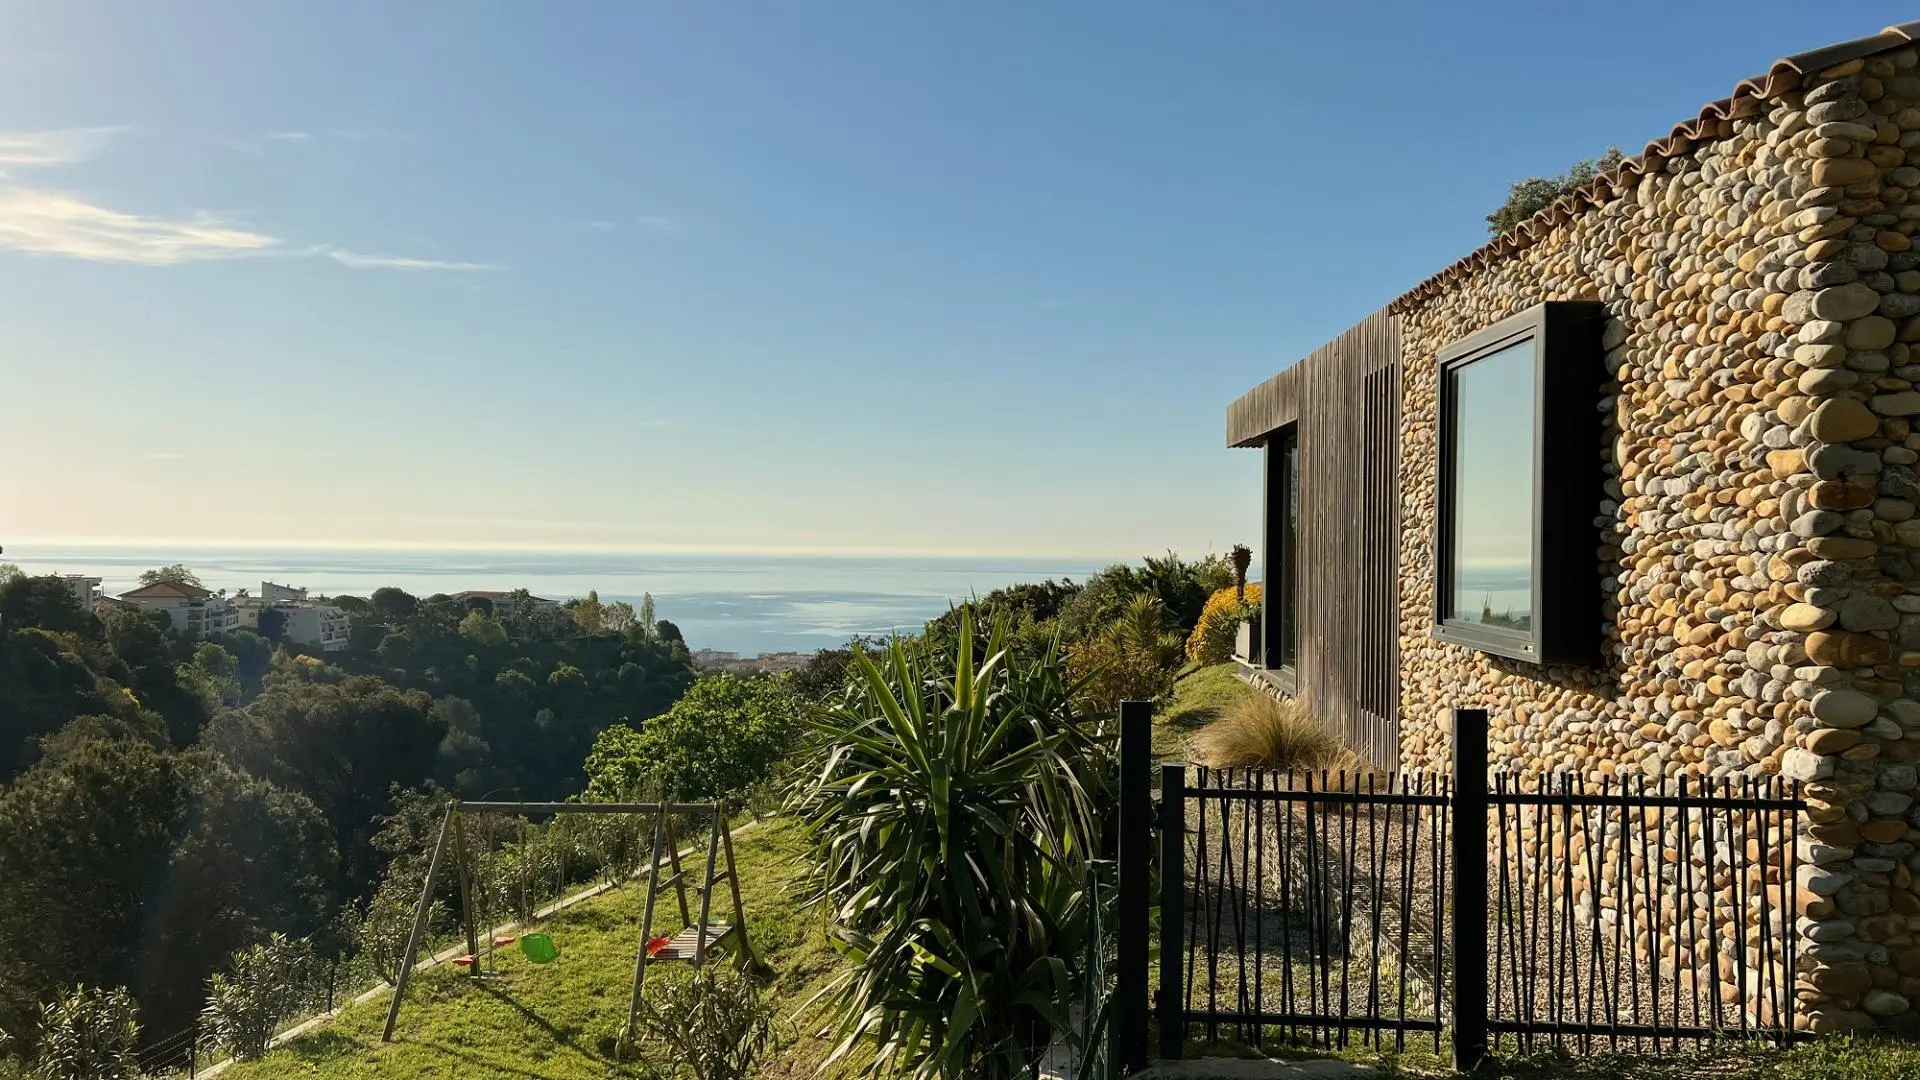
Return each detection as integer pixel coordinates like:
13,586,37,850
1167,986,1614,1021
1070,594,1186,712
584,673,799,801
1486,147,1625,235
1185,584,1262,666
626,967,785,1080
789,613,1112,1080
27,986,140,1080
200,934,317,1062
1191,693,1362,774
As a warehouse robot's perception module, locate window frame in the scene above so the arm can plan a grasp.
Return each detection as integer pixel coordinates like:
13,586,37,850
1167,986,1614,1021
1432,301,1604,666
1265,424,1299,688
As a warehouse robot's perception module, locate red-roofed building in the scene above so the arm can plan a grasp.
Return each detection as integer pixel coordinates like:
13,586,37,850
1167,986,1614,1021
119,580,240,637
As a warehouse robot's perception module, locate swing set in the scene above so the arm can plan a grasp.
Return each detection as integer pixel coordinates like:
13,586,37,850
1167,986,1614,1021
381,799,754,1044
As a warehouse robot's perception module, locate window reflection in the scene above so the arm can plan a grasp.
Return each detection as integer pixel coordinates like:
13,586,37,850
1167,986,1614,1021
1447,340,1535,631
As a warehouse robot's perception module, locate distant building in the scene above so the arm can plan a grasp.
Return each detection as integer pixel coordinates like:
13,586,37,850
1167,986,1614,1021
450,590,567,621
692,649,809,676
58,575,101,611
691,649,743,667
232,582,350,652
118,581,240,637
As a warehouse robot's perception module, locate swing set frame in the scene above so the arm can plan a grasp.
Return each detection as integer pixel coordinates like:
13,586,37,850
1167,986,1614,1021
380,799,754,1044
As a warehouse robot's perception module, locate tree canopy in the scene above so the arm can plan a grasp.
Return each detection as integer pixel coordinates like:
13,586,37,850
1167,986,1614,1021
137,565,203,589
1486,147,1625,235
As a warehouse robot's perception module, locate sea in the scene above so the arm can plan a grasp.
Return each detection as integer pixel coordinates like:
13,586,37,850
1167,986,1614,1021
6,544,1106,657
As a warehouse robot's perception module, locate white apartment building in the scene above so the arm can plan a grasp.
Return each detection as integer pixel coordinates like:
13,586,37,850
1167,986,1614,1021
59,575,101,611
118,581,241,637
231,582,351,651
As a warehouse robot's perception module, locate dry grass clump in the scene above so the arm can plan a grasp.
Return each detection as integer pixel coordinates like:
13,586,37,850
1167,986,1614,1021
1191,692,1364,774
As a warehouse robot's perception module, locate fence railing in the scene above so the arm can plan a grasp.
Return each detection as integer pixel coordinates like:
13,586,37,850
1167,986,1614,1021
1121,708,1808,1073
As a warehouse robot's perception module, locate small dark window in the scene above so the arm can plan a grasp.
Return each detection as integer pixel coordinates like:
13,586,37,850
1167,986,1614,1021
1274,427,1298,672
1434,301,1604,666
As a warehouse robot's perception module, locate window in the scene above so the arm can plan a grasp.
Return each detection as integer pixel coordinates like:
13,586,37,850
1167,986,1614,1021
1265,425,1298,677
1434,301,1604,665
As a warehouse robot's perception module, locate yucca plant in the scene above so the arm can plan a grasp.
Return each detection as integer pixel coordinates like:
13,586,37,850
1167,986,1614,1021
626,966,786,1080
1070,594,1186,712
789,611,1114,1080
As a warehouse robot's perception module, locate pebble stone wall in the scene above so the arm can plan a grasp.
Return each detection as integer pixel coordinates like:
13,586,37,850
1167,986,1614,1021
1394,48,1920,1032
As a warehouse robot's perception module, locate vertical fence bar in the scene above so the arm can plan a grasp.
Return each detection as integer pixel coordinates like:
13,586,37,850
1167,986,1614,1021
1158,763,1187,1060
1450,709,1489,1073
1116,701,1152,1072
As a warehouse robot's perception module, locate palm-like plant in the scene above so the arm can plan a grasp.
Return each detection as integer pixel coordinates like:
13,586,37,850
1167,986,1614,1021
789,612,1113,1080
1071,595,1186,712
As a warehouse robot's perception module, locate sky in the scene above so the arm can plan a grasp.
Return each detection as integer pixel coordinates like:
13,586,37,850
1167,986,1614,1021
0,2,1910,560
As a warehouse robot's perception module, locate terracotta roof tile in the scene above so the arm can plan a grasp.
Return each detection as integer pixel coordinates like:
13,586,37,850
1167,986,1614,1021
1388,22,1920,315
119,580,213,600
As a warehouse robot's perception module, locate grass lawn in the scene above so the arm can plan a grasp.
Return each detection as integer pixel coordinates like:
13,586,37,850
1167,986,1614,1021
1155,662,1255,759
216,816,856,1080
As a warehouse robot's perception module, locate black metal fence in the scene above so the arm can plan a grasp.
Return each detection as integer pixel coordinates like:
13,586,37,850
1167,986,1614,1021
1116,708,1807,1072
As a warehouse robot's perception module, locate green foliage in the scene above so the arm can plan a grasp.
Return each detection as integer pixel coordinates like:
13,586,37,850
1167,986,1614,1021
1186,583,1261,666
23,986,139,1080
457,609,507,648
1070,594,1186,712
627,967,786,1080
584,672,799,801
0,563,22,584
788,615,1112,1080
200,934,318,1062
138,564,203,589
1487,147,1625,235
369,587,419,622
1057,552,1227,644
788,636,884,702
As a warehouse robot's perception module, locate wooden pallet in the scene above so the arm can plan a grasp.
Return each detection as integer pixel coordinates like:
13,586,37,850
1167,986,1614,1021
650,923,735,962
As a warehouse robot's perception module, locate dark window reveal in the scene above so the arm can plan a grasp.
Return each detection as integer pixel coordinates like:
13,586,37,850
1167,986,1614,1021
1434,302,1604,666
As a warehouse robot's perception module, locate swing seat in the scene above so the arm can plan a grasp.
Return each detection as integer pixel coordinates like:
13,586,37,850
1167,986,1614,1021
519,933,560,964
647,924,735,962
493,936,517,948
452,955,477,968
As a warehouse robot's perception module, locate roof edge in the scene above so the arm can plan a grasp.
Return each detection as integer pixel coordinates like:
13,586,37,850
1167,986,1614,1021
1387,22,1920,315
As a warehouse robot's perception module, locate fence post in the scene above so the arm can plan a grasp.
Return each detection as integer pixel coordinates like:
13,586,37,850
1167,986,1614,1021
1116,701,1152,1072
1450,708,1489,1072
1156,762,1186,1060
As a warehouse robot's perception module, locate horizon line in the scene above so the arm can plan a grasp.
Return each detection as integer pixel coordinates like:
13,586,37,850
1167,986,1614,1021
4,535,1151,563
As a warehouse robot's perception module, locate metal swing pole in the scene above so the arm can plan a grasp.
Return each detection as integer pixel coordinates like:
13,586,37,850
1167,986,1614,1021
384,801,457,1041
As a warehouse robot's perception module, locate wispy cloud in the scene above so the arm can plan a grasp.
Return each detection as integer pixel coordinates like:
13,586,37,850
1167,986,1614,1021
634,215,680,233
0,127,498,271
0,188,278,264
324,248,501,272
0,127,130,168
265,131,310,141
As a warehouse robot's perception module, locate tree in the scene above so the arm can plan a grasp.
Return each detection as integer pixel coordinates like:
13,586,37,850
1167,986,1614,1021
572,590,604,634
638,593,657,637
369,587,418,622
655,619,683,645
256,606,288,642
138,565,203,589
602,600,637,633
0,575,92,635
1487,147,1624,235
457,610,507,649
584,672,798,801
0,562,23,584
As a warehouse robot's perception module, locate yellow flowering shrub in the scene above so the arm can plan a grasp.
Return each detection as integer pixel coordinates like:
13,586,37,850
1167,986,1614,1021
1185,584,1261,665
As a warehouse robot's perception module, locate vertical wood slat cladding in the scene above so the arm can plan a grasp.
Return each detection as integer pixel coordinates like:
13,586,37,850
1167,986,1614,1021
1232,307,1401,770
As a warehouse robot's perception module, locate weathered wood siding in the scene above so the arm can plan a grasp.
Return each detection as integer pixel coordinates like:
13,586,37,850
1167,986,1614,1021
1230,307,1402,770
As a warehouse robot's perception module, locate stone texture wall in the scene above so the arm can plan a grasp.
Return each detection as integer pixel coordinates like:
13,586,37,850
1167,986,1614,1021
1393,48,1920,1031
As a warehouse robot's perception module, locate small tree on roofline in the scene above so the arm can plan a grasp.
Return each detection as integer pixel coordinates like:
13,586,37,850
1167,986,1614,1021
1487,147,1624,235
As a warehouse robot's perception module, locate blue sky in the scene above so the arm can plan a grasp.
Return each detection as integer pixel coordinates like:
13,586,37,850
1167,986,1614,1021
1,3,1908,558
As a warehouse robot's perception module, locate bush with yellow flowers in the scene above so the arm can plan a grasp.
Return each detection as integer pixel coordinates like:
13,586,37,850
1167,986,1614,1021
1185,584,1261,666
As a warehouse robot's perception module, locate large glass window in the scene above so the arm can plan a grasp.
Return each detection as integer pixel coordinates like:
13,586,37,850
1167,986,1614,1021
1445,340,1535,632
1433,301,1604,666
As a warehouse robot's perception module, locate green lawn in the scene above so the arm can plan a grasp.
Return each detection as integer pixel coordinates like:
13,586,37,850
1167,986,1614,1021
1155,662,1255,759
215,817,854,1080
